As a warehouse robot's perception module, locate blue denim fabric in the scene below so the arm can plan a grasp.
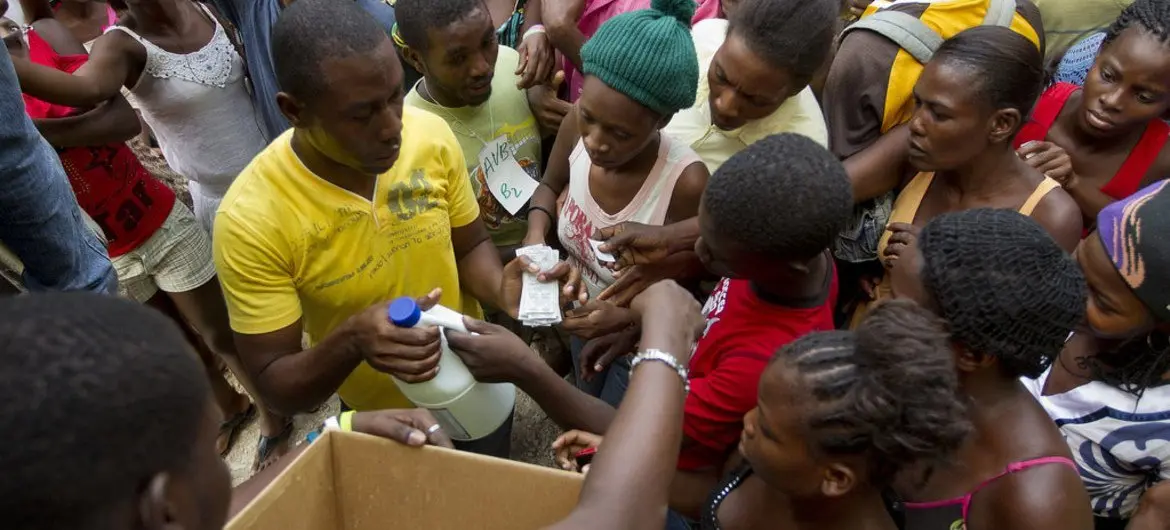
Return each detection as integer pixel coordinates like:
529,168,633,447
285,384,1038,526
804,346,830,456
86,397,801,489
0,52,116,294
209,0,402,141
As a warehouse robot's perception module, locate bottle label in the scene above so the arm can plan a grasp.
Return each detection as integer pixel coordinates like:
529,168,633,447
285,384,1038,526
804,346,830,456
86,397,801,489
428,408,472,441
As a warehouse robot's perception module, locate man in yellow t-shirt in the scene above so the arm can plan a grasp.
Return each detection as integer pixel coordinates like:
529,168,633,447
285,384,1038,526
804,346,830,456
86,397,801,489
212,0,574,456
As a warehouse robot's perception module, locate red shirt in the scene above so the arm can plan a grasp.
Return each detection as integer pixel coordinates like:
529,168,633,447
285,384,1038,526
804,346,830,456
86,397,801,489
1015,82,1169,204
23,30,174,257
677,272,838,471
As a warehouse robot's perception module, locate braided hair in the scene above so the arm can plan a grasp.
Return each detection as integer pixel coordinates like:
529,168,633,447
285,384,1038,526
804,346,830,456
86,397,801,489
776,300,970,487
1089,333,1170,395
1104,0,1170,48
917,209,1086,378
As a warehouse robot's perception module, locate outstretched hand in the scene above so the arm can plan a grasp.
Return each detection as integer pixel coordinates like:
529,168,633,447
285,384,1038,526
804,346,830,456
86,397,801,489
882,222,920,269
553,430,604,473
563,299,637,339
516,33,556,90
527,71,571,136
500,253,586,319
597,251,703,307
594,222,676,270
1018,141,1078,190
353,288,444,383
351,408,455,448
446,317,536,384
577,326,639,382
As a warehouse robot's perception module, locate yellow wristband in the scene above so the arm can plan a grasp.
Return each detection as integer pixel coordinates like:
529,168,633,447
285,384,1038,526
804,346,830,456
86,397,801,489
339,410,356,432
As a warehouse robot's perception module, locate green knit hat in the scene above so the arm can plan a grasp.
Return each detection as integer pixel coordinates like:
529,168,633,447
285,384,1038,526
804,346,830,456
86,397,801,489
580,0,699,116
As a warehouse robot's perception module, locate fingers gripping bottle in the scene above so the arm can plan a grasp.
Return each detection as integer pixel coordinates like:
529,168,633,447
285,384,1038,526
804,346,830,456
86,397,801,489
387,297,516,441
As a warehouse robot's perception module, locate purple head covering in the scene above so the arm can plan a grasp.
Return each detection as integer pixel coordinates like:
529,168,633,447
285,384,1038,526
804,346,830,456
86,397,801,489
1096,180,1170,322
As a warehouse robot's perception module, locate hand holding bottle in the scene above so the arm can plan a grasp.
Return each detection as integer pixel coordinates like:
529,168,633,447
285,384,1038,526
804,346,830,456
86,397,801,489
351,288,443,383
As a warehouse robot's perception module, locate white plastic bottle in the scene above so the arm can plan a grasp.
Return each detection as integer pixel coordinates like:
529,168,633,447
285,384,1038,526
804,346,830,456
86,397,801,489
387,297,516,441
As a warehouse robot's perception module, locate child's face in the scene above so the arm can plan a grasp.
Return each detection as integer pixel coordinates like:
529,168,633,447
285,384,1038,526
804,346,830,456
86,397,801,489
0,18,27,59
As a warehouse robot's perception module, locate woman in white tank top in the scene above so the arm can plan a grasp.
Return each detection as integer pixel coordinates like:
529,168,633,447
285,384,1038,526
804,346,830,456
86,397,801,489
521,0,709,405
9,0,267,232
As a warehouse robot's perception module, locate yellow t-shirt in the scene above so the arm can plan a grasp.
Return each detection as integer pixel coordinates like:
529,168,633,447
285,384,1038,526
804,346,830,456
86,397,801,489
213,107,482,411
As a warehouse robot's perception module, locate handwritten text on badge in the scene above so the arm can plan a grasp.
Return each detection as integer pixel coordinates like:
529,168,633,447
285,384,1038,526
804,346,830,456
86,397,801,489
479,136,538,216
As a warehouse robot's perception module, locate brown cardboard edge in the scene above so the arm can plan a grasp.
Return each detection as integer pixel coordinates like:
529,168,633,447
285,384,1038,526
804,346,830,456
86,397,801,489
225,431,339,530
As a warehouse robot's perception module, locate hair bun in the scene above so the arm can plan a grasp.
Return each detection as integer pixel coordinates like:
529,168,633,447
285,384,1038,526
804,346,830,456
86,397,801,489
651,0,695,27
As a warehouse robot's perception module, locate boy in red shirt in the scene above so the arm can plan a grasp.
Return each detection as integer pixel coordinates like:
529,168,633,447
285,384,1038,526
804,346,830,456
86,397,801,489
446,133,853,515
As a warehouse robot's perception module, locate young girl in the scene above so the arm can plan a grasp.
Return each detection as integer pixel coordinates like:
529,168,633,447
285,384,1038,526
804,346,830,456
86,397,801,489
702,300,970,530
848,26,1083,325
885,208,1095,530
9,0,268,231
1024,180,1170,530
1015,0,1170,227
1,8,288,469
523,0,708,406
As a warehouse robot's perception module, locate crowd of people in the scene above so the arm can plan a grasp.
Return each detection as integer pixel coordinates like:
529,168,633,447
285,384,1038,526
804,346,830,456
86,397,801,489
0,0,1168,528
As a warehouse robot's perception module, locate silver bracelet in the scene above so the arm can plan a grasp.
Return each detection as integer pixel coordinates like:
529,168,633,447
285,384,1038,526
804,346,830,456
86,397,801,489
631,349,689,394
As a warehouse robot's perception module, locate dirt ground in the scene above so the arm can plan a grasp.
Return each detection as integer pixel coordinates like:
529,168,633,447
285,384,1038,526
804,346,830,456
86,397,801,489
224,386,564,485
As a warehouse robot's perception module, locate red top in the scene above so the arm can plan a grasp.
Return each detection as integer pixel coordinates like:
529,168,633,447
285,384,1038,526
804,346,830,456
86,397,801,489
1015,82,1169,202
677,271,838,471
23,30,174,257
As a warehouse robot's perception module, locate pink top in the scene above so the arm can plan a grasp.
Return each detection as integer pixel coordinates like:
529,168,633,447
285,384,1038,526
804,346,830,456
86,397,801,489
902,456,1078,529
565,0,722,102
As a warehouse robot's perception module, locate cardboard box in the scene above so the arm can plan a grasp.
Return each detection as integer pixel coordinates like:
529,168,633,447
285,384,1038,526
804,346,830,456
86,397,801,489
228,431,584,530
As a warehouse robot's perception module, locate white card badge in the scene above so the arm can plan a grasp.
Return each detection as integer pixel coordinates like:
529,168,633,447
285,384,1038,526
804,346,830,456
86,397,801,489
479,136,538,215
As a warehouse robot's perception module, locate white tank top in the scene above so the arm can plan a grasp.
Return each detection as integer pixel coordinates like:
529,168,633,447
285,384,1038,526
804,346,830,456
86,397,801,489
106,4,267,200
557,134,701,299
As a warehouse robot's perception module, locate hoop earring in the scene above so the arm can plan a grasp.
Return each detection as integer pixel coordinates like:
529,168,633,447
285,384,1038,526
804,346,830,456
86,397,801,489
1146,331,1170,353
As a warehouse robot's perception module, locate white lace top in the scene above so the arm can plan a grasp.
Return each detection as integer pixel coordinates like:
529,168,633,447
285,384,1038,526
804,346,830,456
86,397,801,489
106,3,267,200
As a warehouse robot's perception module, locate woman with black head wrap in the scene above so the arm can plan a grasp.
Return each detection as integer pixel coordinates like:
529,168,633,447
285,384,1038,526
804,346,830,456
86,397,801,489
1023,180,1170,530
884,208,1094,530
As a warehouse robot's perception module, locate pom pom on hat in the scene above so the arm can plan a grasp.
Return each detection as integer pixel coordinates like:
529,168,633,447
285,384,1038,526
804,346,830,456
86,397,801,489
579,0,699,115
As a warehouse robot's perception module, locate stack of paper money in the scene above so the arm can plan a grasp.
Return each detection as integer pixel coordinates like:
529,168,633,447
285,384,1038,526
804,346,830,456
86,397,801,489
516,244,563,327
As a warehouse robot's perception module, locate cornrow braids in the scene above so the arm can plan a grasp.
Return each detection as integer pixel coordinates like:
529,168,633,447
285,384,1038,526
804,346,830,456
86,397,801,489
1104,0,1170,48
917,209,1086,379
776,300,970,487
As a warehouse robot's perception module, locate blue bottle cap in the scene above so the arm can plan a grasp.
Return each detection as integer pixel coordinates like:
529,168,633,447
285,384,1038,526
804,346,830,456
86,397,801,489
388,297,421,327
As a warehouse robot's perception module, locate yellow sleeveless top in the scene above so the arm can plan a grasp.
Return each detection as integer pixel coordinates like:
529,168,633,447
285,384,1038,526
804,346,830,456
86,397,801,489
850,172,1061,328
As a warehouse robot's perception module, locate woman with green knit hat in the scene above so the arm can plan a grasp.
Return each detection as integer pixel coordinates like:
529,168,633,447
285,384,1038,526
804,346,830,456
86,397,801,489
523,0,710,406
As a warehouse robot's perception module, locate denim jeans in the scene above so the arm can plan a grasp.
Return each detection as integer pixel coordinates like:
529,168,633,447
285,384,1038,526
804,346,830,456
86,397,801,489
0,52,116,294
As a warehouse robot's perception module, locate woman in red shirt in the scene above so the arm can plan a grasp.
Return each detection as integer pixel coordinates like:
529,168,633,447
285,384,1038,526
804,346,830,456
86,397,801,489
1,7,289,469
1014,0,1170,228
